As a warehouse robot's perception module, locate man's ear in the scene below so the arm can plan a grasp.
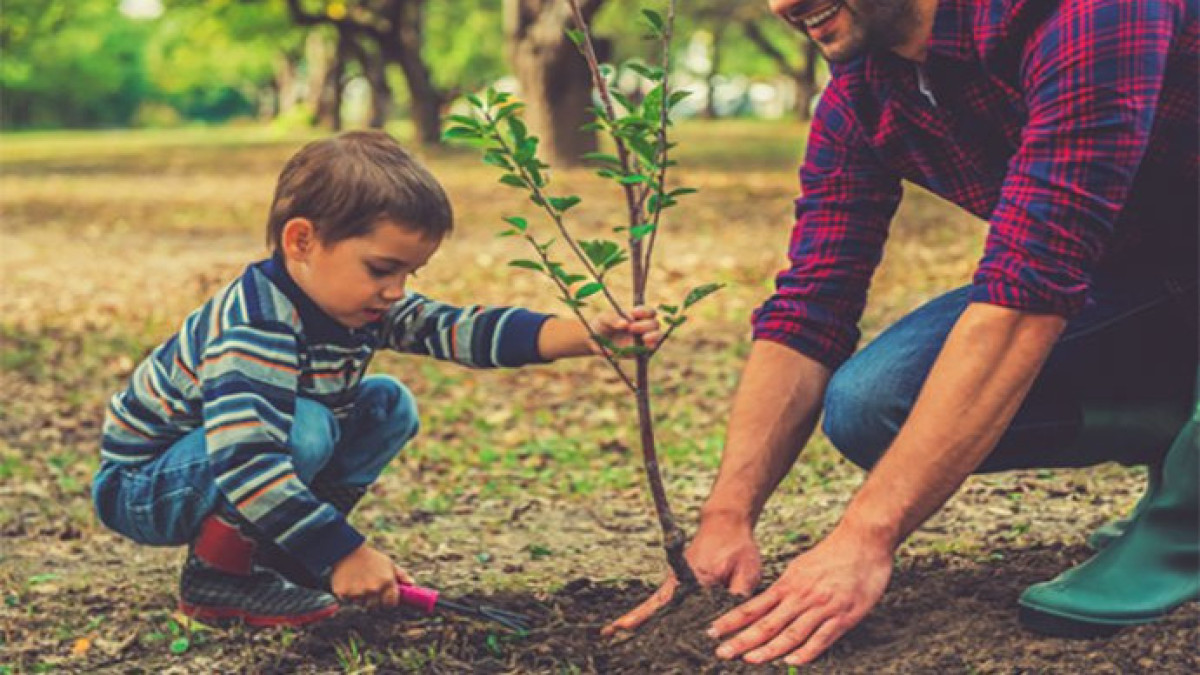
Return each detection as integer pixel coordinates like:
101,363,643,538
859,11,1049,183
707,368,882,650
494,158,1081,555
280,218,317,261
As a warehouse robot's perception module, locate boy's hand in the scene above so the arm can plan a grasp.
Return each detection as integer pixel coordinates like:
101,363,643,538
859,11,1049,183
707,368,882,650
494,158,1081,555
592,306,662,356
330,544,414,607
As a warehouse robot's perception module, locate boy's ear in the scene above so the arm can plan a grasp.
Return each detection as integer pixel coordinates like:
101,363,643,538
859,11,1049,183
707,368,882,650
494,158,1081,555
280,218,317,260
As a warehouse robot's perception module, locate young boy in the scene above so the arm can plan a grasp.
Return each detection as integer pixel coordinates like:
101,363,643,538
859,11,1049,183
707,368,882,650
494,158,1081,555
92,131,660,627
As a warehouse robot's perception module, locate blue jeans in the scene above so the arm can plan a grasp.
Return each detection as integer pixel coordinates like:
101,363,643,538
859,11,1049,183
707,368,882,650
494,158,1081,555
92,375,419,546
822,270,1197,473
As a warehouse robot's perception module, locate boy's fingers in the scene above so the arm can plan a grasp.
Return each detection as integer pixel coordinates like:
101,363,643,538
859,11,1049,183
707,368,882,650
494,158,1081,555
394,564,415,586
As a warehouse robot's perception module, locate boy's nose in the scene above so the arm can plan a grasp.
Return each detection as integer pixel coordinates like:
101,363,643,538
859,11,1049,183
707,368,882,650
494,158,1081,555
381,279,407,301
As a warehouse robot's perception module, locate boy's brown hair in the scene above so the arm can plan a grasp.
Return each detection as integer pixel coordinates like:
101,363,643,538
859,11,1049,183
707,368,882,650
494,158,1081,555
266,131,453,250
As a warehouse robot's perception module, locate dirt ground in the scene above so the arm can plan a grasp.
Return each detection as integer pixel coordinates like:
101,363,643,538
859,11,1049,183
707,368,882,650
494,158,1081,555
2,124,1196,673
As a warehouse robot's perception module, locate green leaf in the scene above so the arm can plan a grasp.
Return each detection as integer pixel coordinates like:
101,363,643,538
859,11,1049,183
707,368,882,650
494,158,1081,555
666,315,688,328
441,126,478,141
499,174,526,189
482,150,512,169
169,637,190,655
566,28,586,47
630,223,656,240
582,152,621,166
668,90,693,109
668,187,698,198
502,216,528,232
627,62,664,82
641,9,665,34
659,304,678,315
509,260,544,272
684,282,724,308
575,282,604,300
466,93,484,109
618,174,649,185
548,196,581,212
446,114,479,127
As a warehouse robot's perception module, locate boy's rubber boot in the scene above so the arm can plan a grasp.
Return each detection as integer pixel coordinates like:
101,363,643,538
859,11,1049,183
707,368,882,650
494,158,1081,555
179,513,339,627
257,482,369,590
1018,408,1199,638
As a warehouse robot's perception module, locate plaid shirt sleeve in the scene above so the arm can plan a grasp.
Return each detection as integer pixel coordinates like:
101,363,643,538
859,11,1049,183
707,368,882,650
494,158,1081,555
752,79,903,369
970,0,1182,315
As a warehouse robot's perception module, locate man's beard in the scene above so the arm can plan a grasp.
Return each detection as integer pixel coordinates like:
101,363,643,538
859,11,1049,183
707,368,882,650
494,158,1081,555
817,0,920,64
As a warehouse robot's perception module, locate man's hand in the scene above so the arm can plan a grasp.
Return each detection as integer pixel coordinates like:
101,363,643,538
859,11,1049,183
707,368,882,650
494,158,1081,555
708,524,893,666
330,544,413,607
602,512,762,635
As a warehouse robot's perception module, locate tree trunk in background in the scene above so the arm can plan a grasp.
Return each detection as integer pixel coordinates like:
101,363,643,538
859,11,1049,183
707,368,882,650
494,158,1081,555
794,39,819,120
385,0,444,145
274,53,299,116
503,0,605,165
704,28,724,119
741,20,822,121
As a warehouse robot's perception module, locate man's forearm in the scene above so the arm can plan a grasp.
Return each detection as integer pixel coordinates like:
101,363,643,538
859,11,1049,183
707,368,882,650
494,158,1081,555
841,303,1066,548
702,340,832,526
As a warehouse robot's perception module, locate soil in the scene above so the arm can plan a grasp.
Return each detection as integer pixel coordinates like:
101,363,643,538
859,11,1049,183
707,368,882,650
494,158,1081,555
39,546,1192,674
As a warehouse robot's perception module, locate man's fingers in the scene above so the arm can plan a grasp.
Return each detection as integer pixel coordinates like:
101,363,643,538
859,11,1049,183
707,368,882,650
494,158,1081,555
629,306,656,319
602,579,677,636
380,579,400,608
708,588,780,640
785,616,848,666
715,598,799,661
743,605,832,664
728,563,761,597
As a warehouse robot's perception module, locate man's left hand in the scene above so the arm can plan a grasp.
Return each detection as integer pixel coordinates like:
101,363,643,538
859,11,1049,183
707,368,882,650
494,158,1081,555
707,524,894,666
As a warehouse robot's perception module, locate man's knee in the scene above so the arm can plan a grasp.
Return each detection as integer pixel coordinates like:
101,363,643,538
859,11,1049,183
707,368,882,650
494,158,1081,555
822,357,907,471
289,398,339,483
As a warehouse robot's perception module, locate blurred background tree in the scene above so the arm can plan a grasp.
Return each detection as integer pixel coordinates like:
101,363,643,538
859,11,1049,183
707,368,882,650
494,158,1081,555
0,0,827,157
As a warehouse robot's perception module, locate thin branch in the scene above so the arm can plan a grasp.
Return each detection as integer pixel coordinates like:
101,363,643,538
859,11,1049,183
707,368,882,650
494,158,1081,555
518,234,637,393
566,0,648,304
642,0,677,287
483,109,629,318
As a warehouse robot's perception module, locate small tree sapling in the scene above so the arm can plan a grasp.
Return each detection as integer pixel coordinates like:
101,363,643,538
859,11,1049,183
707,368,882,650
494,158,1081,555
443,0,714,590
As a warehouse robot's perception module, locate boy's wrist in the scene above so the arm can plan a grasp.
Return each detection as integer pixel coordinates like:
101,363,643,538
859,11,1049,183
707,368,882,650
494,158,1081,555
536,317,592,360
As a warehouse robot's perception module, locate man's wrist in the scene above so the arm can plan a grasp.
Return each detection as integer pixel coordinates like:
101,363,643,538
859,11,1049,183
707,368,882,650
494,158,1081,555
699,502,756,531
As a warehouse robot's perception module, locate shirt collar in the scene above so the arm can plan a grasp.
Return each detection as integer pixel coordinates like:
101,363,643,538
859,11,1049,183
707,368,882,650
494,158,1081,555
866,0,976,81
258,253,359,345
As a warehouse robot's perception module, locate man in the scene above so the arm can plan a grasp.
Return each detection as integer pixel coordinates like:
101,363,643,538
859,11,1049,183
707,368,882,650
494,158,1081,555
606,0,1198,667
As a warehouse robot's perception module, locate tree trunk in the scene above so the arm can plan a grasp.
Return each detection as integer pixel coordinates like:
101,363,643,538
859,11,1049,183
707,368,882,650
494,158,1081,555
704,29,723,119
387,2,444,146
794,39,820,121
504,0,605,165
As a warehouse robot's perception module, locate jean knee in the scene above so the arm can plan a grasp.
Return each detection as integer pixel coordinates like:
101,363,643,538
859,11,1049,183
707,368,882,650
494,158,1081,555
289,398,339,482
361,375,420,450
822,362,901,471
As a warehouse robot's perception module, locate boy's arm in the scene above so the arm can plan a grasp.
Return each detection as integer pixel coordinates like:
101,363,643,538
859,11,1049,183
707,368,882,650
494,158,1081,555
200,321,364,578
379,293,550,367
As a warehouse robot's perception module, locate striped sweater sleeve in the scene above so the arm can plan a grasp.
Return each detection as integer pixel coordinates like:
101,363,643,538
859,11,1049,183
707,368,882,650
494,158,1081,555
379,293,551,367
201,320,363,576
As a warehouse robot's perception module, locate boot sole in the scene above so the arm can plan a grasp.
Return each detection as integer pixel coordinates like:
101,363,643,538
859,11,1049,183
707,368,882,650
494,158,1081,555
1018,605,1130,639
179,600,338,627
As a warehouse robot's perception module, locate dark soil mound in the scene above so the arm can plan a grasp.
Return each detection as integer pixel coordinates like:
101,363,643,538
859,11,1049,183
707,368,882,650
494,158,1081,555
252,545,1198,674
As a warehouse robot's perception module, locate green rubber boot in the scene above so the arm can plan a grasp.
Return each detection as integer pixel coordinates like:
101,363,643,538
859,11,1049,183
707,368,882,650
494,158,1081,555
1019,400,1199,638
1086,466,1161,551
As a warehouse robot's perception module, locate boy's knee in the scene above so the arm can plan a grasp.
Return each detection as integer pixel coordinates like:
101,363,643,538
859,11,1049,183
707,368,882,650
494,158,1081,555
289,398,339,482
822,357,907,471
359,375,420,449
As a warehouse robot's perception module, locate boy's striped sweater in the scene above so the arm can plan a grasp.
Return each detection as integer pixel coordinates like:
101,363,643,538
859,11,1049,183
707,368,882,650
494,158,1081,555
101,255,550,576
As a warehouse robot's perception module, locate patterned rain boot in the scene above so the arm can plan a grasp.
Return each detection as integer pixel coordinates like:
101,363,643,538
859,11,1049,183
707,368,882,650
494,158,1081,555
256,481,369,590
179,513,339,627
1019,404,1199,638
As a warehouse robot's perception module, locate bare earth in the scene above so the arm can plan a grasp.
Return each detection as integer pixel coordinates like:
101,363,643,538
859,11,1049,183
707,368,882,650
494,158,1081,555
1,124,1195,673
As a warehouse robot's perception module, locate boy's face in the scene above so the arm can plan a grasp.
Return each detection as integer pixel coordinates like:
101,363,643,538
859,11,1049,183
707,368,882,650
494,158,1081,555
283,218,441,329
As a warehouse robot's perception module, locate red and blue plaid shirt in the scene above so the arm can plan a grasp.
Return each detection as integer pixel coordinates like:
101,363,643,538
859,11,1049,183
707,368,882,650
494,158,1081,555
753,0,1198,369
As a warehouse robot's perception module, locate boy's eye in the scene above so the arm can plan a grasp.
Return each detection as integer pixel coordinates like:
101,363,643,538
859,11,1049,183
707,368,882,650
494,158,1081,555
366,263,396,278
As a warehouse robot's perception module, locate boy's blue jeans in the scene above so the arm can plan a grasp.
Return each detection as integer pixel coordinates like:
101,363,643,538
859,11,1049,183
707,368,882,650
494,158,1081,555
92,375,418,546
822,270,1197,473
